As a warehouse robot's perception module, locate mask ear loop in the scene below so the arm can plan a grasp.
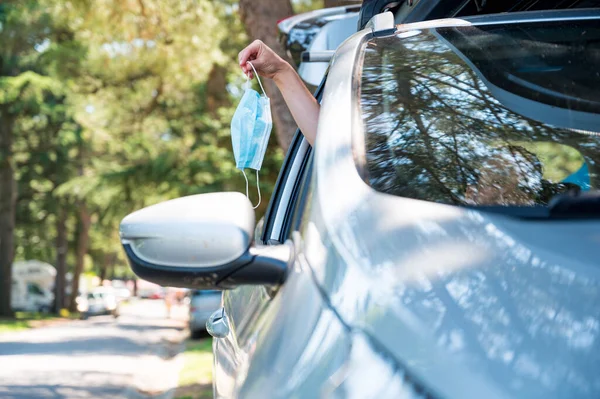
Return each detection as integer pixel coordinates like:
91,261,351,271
246,61,267,97
241,169,261,209
242,169,250,199
245,61,264,210
244,72,250,91
254,169,261,209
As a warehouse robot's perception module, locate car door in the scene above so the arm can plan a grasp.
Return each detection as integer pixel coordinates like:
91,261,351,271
212,77,322,397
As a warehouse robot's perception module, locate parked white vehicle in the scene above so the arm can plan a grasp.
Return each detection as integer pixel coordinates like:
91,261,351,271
110,280,132,302
11,260,56,313
77,287,119,319
188,290,222,339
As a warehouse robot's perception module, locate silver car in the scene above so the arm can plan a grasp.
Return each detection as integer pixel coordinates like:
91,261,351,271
120,8,600,399
188,290,222,338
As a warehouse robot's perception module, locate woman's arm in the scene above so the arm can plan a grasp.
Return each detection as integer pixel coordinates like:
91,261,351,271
238,40,320,146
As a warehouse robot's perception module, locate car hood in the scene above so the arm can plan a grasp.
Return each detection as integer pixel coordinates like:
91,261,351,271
305,188,600,399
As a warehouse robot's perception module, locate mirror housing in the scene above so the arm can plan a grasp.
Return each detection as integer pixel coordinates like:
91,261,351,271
120,192,290,289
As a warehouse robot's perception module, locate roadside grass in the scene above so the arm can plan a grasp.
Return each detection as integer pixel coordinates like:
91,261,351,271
0,311,79,333
176,337,214,399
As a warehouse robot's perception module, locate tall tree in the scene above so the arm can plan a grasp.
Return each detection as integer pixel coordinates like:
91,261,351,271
0,1,74,316
3,0,288,316
69,202,90,312
53,205,68,312
0,108,17,317
239,0,298,151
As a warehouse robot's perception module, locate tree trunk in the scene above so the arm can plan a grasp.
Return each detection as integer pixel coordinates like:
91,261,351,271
53,205,68,313
239,0,297,152
109,253,117,280
324,0,352,7
99,252,110,282
99,266,106,283
109,262,115,280
68,203,91,312
0,111,16,317
206,64,230,116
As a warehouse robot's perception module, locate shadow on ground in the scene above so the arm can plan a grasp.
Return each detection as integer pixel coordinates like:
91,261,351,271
0,371,129,399
0,335,147,356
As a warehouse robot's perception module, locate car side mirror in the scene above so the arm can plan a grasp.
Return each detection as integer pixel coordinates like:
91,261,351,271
120,192,291,289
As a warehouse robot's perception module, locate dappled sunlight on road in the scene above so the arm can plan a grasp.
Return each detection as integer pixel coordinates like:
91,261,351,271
0,299,189,399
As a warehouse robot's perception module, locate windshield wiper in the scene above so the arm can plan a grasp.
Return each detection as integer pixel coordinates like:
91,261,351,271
548,191,600,218
459,191,600,219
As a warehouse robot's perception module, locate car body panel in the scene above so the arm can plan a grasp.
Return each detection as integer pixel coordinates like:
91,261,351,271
307,11,600,399
214,259,351,399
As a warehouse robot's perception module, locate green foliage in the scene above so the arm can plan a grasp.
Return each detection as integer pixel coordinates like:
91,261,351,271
176,339,214,399
0,311,79,333
5,0,285,283
292,0,324,13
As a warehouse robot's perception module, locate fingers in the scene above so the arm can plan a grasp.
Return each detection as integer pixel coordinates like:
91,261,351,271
240,63,251,78
245,66,254,80
238,40,262,70
241,61,251,78
238,39,284,80
246,60,259,80
240,62,253,79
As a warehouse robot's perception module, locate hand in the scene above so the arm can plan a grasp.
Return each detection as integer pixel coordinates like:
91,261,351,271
238,40,289,80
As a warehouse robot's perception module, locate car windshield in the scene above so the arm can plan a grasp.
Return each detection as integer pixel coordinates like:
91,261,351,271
360,20,600,217
27,283,44,296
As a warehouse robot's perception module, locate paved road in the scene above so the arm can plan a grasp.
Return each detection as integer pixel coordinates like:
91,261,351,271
0,299,188,399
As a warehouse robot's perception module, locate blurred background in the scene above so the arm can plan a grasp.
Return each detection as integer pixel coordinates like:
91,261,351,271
0,1,355,398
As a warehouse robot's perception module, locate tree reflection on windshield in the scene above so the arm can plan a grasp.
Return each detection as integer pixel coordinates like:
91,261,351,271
360,24,600,209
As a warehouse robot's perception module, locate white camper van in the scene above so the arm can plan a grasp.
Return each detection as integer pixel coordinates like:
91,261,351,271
11,260,56,313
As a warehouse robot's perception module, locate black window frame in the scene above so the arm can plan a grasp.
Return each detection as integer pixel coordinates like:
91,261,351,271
259,77,326,245
284,150,314,239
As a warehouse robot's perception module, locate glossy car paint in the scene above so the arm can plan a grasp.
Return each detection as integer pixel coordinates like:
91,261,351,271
214,249,428,398
214,11,600,399
214,260,350,398
311,11,600,399
120,192,253,268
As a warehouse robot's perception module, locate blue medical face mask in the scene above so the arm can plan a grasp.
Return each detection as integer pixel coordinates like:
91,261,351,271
231,62,273,208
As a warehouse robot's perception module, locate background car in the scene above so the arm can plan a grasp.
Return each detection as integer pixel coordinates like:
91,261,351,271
280,0,600,89
148,289,165,300
278,5,360,89
188,290,222,339
10,260,56,313
77,288,119,319
113,287,131,302
110,280,132,302
135,279,164,299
